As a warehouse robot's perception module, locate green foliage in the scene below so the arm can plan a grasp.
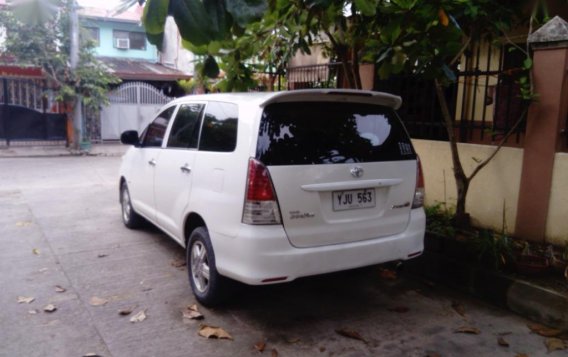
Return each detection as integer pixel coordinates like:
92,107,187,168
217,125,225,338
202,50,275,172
424,203,456,237
469,229,513,270
1,1,120,111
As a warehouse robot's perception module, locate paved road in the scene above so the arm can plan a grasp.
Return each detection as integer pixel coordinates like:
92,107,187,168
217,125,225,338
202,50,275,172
0,156,555,357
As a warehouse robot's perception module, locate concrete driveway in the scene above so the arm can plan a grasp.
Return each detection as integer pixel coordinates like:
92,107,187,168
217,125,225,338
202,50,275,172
0,155,554,357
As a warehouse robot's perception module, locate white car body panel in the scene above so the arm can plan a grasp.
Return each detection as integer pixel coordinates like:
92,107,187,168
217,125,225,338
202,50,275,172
119,89,425,285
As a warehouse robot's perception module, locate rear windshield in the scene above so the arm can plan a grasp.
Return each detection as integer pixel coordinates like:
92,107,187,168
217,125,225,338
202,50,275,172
256,102,416,165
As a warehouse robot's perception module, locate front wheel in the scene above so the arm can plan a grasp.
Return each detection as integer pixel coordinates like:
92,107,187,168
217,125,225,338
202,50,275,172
187,227,232,306
120,182,143,229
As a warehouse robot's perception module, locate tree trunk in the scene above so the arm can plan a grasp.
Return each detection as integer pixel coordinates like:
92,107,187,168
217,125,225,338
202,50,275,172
434,79,471,228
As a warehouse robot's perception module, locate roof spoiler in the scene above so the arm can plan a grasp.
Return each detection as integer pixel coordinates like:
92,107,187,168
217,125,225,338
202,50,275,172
259,89,402,110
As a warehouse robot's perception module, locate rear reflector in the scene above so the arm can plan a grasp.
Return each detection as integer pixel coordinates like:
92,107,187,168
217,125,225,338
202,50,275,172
242,158,282,225
261,276,288,283
412,156,425,209
407,251,423,258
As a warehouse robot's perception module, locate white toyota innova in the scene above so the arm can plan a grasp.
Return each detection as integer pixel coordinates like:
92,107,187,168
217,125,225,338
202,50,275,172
119,89,425,306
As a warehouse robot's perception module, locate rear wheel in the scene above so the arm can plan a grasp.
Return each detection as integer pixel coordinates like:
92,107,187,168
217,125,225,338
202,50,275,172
120,183,143,229
187,227,231,306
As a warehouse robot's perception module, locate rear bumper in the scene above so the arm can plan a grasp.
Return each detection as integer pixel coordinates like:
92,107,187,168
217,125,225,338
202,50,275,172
213,209,426,285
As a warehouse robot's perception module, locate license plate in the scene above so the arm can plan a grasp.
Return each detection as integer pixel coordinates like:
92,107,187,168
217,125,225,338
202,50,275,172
332,189,376,211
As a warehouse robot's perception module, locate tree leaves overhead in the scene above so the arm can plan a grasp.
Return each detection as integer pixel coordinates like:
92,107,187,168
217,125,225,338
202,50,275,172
142,0,169,34
354,0,378,17
9,0,60,26
170,0,213,46
146,32,164,50
203,55,220,78
204,0,231,40
225,0,267,27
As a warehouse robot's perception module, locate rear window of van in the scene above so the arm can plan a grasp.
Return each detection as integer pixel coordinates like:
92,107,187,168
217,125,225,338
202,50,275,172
256,102,416,165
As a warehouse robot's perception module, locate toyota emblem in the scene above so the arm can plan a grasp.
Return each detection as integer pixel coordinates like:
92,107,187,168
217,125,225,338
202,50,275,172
350,166,364,178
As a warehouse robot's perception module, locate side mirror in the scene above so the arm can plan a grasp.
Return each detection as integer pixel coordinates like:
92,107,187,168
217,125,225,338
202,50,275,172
120,130,140,146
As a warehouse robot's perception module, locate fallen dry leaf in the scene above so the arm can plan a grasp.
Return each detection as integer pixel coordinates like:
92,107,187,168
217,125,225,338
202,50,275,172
335,328,367,343
378,268,397,280
286,337,301,344
17,296,35,304
319,346,326,353
454,326,480,335
271,349,278,357
182,304,204,320
254,341,266,352
545,338,568,353
32,248,40,255
43,304,57,313
497,336,509,347
527,323,563,337
16,221,32,227
118,307,135,316
388,306,409,313
198,325,233,340
28,309,38,314
451,300,466,317
130,309,147,323
171,258,186,269
89,296,108,306
54,285,66,293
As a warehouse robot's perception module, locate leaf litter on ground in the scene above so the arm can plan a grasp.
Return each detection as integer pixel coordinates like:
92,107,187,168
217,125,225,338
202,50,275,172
118,306,137,316
130,309,147,323
378,268,397,281
89,296,108,306
54,285,66,293
454,326,481,335
545,338,568,353
17,296,35,304
527,323,564,338
171,258,186,269
43,304,57,313
182,304,204,320
253,340,266,352
198,325,233,340
497,336,509,347
335,328,367,343
451,300,466,317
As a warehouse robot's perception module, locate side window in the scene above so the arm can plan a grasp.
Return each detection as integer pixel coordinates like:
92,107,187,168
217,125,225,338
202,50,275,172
167,103,204,149
141,106,175,148
199,102,238,152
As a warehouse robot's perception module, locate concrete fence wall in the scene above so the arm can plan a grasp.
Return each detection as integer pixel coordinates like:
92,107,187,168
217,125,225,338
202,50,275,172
413,139,568,245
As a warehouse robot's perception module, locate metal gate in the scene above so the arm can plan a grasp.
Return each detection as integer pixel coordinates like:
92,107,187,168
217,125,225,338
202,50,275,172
100,82,173,140
0,77,65,146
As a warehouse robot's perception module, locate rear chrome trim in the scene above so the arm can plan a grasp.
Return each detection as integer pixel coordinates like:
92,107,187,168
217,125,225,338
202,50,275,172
301,178,403,192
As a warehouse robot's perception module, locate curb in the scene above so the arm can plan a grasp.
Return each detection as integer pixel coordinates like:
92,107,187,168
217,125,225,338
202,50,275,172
0,145,127,158
405,237,568,329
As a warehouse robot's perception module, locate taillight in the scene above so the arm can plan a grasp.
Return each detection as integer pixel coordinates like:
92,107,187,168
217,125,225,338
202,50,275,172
412,156,425,208
242,158,282,225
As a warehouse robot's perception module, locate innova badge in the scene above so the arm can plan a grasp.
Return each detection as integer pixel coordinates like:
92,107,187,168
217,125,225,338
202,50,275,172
350,166,364,178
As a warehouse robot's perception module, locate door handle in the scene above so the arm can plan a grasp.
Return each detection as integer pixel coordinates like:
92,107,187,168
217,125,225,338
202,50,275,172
148,159,156,166
180,164,191,174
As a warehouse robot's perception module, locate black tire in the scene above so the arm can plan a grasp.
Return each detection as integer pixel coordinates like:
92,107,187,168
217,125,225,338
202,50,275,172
186,227,232,306
120,182,144,229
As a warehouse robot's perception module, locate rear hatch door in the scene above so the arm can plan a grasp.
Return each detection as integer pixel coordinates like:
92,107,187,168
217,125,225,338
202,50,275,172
257,98,417,248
